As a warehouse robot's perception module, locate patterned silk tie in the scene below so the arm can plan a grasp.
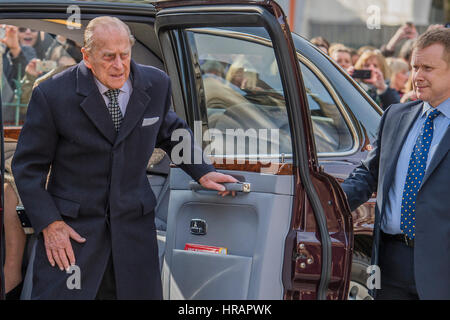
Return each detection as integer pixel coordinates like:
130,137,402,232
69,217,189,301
105,89,124,132
400,109,441,239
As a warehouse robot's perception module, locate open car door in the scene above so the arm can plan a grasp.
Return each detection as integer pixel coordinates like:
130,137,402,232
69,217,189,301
154,0,353,300
0,83,5,300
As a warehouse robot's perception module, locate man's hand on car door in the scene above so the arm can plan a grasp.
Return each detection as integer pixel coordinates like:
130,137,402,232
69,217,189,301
198,171,239,197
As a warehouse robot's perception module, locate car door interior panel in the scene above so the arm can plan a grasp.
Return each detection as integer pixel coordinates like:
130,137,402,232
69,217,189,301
162,167,294,300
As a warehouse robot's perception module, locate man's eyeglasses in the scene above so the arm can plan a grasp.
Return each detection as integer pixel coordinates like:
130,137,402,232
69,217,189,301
18,27,37,33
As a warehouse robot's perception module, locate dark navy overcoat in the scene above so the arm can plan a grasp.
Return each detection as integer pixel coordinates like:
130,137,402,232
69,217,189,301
12,60,214,299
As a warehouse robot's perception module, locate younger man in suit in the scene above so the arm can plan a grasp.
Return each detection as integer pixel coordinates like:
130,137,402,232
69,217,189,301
342,28,450,300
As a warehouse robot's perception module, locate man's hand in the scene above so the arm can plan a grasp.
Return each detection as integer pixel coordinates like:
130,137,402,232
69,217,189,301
198,171,239,197
42,221,86,271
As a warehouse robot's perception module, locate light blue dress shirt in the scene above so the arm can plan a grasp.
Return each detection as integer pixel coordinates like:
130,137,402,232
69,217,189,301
382,99,450,235
94,77,132,116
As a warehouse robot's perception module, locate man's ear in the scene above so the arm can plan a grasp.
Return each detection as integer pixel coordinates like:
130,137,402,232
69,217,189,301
81,47,92,69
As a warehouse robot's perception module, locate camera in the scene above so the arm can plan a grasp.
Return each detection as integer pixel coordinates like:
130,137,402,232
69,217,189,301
35,59,57,73
352,69,372,80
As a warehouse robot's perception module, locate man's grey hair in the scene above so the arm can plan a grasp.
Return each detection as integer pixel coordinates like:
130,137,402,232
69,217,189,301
83,16,135,52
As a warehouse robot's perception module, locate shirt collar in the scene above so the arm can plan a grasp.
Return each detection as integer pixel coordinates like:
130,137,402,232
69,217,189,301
421,98,450,119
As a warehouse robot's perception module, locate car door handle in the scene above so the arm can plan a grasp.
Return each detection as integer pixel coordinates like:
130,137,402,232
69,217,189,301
189,181,251,193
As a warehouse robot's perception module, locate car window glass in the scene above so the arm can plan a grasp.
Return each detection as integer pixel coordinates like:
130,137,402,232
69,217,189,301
300,61,354,154
186,28,292,160
1,26,82,126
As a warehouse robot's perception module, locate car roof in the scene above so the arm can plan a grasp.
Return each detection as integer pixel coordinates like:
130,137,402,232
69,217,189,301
0,0,153,4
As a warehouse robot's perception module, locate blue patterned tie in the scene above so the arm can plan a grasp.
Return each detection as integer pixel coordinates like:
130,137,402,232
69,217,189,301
400,109,441,239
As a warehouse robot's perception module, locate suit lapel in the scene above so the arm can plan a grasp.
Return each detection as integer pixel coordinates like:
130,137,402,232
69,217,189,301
114,61,152,147
421,125,450,190
77,62,116,144
381,103,423,196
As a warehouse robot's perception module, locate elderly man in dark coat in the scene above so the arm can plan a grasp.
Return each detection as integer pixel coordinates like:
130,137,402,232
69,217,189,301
12,16,236,300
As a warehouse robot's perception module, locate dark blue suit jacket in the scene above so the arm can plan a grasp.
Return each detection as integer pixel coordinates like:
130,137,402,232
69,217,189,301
12,60,215,299
342,100,450,299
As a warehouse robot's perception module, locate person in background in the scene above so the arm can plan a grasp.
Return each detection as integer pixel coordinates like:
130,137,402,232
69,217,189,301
386,57,410,97
381,22,418,57
398,39,415,70
400,74,418,104
330,45,353,70
349,47,360,66
1,25,53,81
310,36,330,54
357,45,377,56
352,50,400,110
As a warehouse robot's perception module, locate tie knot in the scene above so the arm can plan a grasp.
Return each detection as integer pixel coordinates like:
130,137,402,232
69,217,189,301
105,89,120,101
428,109,441,120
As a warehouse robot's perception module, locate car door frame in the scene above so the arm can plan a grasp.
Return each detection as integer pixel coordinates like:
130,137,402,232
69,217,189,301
154,0,353,300
0,92,5,300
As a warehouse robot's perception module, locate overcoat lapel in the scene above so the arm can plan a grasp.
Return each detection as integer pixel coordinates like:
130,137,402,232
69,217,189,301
76,60,152,146
381,102,423,197
114,61,152,147
76,61,117,144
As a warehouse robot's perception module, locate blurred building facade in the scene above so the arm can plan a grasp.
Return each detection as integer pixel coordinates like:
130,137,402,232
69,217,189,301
276,0,447,49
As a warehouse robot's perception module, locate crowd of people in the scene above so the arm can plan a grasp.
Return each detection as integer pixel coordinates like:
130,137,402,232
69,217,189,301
311,22,449,110
1,25,82,124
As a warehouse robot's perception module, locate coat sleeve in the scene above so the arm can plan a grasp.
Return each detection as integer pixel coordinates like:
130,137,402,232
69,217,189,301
340,106,391,211
11,86,63,234
155,80,216,182
379,87,400,111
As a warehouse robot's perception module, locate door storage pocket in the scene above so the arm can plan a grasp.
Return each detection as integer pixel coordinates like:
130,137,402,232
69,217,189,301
169,249,252,300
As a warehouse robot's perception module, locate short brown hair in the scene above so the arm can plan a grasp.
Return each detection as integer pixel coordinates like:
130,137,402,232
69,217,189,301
413,28,450,64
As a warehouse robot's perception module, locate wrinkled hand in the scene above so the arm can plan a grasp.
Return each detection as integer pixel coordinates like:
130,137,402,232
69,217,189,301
42,220,86,271
198,171,239,197
0,25,21,57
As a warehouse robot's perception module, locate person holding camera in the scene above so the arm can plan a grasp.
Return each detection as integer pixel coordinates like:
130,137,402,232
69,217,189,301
350,50,400,110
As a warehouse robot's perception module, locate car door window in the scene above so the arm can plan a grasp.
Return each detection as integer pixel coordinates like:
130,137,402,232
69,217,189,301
1,27,82,126
299,60,354,154
185,28,292,161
